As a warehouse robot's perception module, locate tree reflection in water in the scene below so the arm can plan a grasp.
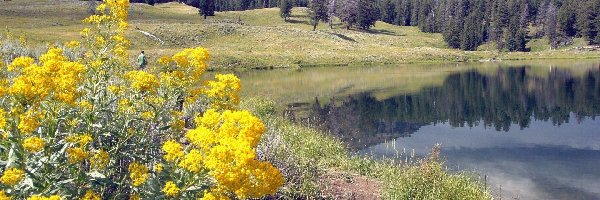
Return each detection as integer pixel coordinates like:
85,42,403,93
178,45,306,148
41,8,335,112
286,66,600,149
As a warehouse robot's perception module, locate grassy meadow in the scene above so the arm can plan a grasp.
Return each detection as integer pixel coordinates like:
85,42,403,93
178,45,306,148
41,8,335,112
1,0,599,70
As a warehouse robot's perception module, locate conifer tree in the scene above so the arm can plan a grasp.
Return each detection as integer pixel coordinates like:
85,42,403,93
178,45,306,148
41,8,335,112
356,0,380,29
280,0,293,21
309,0,329,30
339,0,359,29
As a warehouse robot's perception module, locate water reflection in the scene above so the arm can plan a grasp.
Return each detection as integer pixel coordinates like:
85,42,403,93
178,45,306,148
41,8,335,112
283,64,600,199
287,66,600,149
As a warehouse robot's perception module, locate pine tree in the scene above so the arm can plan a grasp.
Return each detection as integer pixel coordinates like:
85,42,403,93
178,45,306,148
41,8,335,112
339,0,359,29
280,0,293,21
557,3,576,37
356,0,380,29
309,0,329,30
380,0,396,24
327,0,337,28
545,2,559,48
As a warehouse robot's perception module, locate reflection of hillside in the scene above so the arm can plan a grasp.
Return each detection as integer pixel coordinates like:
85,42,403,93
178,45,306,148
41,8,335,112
286,67,600,149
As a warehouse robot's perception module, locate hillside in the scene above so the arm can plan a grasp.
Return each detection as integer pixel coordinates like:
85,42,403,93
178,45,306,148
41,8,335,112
1,0,598,69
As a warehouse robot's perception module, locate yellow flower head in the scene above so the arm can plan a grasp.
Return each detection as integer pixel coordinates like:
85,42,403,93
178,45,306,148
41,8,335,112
1,168,24,186
162,140,184,162
66,147,89,164
141,111,154,120
66,133,93,146
203,74,241,110
80,190,101,200
128,162,148,187
162,181,180,197
178,149,204,173
154,163,163,173
18,110,41,134
124,71,159,93
0,191,10,200
27,195,61,200
23,137,46,153
90,150,110,170
0,109,7,130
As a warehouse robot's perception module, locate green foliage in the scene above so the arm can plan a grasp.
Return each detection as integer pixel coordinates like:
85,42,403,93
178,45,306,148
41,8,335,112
356,0,380,30
386,145,491,200
279,0,293,21
309,0,329,30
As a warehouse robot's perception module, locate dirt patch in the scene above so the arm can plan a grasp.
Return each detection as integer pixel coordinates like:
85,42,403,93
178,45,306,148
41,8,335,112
321,170,382,200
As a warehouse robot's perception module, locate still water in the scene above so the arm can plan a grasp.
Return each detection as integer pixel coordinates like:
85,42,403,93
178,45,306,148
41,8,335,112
236,60,600,200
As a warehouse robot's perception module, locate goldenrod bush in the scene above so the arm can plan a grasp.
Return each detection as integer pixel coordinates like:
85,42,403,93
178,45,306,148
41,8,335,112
0,0,283,199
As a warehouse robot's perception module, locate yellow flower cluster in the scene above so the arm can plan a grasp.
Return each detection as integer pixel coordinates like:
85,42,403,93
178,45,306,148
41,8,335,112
182,109,284,199
171,47,210,79
81,190,101,200
128,162,148,187
7,47,86,104
66,133,93,146
154,163,163,173
178,149,203,173
162,140,184,162
1,168,24,186
18,109,42,134
90,150,110,170
0,191,10,200
66,147,89,164
83,0,130,58
23,136,46,152
0,110,7,130
27,195,61,200
162,181,180,197
204,74,241,110
124,70,159,93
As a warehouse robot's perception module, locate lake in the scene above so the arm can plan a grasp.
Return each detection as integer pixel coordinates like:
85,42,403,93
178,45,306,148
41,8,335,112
235,60,600,200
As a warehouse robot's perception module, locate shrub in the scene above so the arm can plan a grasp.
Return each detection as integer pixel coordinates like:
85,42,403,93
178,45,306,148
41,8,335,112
0,0,283,199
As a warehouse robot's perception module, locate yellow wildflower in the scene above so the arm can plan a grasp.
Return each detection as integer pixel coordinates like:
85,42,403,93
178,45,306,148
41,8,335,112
0,110,7,130
66,147,88,164
141,111,154,120
162,140,183,162
129,194,140,200
66,133,93,146
179,149,204,173
23,137,45,152
18,111,40,134
64,41,81,49
124,71,159,93
157,56,171,65
162,181,180,197
128,162,148,187
90,150,110,170
154,163,163,173
78,100,93,111
0,191,10,200
80,190,100,200
202,191,229,200
1,168,24,186
80,28,90,37
27,195,61,200
204,74,241,110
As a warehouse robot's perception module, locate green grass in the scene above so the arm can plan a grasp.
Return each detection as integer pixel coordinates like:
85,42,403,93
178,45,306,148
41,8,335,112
2,0,598,69
241,98,492,199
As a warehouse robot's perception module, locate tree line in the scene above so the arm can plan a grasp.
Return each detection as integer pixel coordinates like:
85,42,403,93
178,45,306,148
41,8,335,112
373,0,600,51
289,0,600,51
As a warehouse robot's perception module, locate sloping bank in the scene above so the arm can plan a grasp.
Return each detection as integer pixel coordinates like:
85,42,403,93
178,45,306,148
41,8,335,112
241,98,492,199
